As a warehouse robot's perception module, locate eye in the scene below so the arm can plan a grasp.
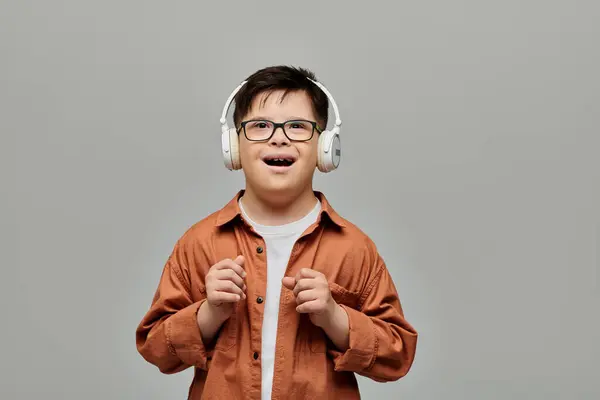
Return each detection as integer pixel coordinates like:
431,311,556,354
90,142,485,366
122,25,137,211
287,121,311,130
248,121,271,130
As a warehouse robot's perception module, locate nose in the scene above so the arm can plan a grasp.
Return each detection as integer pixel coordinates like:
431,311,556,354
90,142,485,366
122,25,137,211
269,125,290,146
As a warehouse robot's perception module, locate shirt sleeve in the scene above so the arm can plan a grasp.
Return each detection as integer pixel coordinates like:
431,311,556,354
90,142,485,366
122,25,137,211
328,252,418,382
135,241,212,374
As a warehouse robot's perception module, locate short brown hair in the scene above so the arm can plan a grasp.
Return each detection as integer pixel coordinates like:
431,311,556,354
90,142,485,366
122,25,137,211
232,65,329,131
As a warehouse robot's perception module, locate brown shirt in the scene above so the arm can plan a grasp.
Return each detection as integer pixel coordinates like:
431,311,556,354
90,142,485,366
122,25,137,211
136,191,418,399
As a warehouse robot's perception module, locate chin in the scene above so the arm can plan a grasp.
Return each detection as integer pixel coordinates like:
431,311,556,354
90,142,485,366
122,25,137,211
243,161,313,197
257,179,297,195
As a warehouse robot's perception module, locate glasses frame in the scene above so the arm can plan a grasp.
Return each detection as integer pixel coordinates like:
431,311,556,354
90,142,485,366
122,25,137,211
237,119,323,142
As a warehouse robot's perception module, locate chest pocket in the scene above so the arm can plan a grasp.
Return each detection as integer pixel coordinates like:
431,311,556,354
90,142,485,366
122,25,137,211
329,281,362,310
309,281,362,353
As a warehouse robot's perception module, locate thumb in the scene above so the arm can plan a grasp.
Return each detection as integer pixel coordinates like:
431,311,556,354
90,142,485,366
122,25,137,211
234,255,245,266
281,276,296,290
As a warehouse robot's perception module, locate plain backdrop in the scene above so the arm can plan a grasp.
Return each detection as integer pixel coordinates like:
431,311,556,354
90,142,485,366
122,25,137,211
2,1,599,399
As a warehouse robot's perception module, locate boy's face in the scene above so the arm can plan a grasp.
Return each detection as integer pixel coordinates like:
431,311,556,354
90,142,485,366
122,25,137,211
238,89,319,197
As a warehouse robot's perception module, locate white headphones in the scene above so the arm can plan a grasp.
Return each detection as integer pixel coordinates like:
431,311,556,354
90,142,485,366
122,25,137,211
219,77,342,173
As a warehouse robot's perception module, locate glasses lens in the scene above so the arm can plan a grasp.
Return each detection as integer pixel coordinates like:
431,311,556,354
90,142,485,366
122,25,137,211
244,120,274,141
284,120,314,141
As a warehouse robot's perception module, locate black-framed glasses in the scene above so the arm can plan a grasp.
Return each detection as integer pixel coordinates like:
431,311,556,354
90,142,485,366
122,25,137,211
237,119,322,142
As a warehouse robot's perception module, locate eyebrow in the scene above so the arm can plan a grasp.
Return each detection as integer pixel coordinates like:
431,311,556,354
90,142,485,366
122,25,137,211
246,116,312,121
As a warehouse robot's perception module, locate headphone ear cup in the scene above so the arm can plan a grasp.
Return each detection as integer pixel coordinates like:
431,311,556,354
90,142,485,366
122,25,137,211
221,127,241,170
221,129,232,170
317,130,329,172
228,127,241,170
317,129,341,172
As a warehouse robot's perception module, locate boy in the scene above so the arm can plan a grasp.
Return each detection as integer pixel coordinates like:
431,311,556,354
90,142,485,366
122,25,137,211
135,65,418,399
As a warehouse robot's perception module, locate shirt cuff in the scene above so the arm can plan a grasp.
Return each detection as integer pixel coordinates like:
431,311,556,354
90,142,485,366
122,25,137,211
165,299,211,370
331,304,377,372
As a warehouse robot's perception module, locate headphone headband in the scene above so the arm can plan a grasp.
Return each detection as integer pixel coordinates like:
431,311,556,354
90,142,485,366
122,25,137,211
306,78,342,127
220,80,247,130
220,77,341,131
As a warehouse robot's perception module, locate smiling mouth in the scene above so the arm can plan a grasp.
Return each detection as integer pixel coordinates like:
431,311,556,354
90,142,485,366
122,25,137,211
263,157,295,167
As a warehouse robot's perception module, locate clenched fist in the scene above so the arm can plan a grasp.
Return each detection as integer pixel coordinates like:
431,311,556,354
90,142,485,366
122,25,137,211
282,268,337,328
205,255,247,316
198,255,246,343
282,268,350,351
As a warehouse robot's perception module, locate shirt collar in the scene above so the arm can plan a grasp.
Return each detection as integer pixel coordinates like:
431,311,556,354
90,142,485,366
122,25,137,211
215,190,346,228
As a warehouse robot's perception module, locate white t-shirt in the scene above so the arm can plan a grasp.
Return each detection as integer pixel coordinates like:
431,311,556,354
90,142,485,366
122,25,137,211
239,198,321,400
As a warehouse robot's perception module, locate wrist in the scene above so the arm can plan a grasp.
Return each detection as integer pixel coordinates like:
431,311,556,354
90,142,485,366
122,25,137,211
197,301,230,345
317,301,344,329
317,302,350,352
332,303,348,329
200,301,230,326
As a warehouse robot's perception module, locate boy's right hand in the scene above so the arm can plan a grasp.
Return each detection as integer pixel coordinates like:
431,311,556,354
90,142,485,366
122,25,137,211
204,255,247,321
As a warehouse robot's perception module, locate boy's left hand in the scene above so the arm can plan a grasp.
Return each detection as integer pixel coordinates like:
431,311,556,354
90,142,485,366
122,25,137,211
282,268,339,328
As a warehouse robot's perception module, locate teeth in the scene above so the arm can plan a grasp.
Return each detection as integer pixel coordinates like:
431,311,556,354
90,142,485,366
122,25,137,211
264,156,294,166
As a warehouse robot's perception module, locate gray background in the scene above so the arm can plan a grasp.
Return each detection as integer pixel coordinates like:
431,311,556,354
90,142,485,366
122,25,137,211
2,1,599,399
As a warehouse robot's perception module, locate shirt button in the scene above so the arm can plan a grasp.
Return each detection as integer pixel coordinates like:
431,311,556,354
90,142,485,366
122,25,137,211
253,352,259,360
257,296,263,304
256,246,263,254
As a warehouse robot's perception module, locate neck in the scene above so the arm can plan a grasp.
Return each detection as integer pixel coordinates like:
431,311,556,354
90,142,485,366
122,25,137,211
240,186,318,226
